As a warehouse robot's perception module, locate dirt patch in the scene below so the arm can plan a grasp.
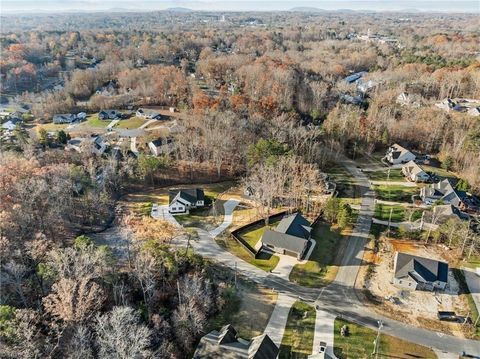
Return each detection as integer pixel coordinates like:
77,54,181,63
360,236,468,338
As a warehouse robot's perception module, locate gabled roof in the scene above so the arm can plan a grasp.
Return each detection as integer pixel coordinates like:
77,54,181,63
394,252,448,284
388,143,413,159
262,229,308,254
402,160,428,177
193,324,279,359
275,212,312,239
433,204,469,221
169,188,205,205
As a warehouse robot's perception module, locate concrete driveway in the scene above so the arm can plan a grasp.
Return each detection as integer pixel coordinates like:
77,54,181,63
263,293,297,347
463,267,480,315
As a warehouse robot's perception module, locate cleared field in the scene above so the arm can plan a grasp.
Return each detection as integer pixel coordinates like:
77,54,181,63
79,115,110,128
279,301,316,359
333,318,437,359
35,123,68,132
207,277,278,339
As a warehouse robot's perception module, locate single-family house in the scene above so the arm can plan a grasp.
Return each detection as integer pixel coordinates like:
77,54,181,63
77,112,87,121
53,113,77,124
98,110,122,120
193,324,278,359
385,144,416,165
136,108,162,120
66,135,107,155
435,98,480,116
148,137,174,156
420,179,463,206
168,188,205,214
1,117,22,132
393,252,448,291
433,204,469,223
402,161,430,182
261,212,311,260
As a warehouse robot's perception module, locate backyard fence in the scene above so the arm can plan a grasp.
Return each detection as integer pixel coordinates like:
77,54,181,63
230,210,289,258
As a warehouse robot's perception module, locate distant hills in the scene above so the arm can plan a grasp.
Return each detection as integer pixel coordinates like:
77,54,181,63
164,7,194,13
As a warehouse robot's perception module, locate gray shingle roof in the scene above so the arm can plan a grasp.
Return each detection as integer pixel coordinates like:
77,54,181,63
169,188,205,204
274,213,312,239
193,324,278,359
394,252,448,284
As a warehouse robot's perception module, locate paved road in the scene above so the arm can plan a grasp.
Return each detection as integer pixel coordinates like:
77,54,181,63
156,168,480,355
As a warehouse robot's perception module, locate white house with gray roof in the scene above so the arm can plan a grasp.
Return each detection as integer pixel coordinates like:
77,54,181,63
385,144,416,165
402,160,430,182
168,188,205,214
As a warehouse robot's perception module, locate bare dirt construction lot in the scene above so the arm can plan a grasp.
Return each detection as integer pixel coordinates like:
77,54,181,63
360,236,469,338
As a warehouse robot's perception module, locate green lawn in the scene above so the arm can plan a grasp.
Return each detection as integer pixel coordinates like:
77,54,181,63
116,116,148,129
279,302,316,359
80,115,110,128
216,234,280,272
374,204,405,222
422,165,457,180
373,184,417,202
35,123,68,132
366,168,404,181
236,218,281,248
289,222,344,287
327,164,358,200
462,255,480,269
334,318,437,359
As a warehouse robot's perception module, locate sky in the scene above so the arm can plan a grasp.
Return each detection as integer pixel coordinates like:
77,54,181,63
1,0,479,13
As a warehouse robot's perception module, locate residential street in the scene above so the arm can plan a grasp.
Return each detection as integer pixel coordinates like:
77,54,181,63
160,164,480,356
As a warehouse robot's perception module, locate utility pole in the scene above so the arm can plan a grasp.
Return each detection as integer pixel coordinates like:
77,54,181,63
234,262,237,288
372,320,383,359
387,207,393,236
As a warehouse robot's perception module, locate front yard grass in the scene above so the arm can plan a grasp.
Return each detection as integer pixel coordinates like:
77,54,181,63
216,233,280,272
279,301,316,359
289,222,344,287
373,184,417,202
333,318,437,359
116,116,148,129
374,204,405,222
366,168,404,181
35,123,68,132
327,164,358,200
207,275,278,339
80,114,110,128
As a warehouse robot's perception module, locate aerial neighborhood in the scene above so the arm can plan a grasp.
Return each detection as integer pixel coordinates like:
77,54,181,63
0,5,479,359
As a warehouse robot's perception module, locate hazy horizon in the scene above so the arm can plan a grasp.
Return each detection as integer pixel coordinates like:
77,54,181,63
1,0,479,13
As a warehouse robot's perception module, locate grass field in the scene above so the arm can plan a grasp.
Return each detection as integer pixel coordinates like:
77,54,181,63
374,204,405,222
216,233,280,272
235,218,281,248
366,168,404,181
279,302,316,359
289,222,344,287
333,318,437,359
422,165,457,180
35,123,68,132
373,184,417,202
80,115,110,128
116,116,147,129
327,164,358,200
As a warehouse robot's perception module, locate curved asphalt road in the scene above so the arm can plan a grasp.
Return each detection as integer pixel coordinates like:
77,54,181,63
169,158,479,355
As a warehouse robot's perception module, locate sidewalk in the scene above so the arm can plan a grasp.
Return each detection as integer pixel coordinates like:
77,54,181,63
370,180,416,187
263,293,297,347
